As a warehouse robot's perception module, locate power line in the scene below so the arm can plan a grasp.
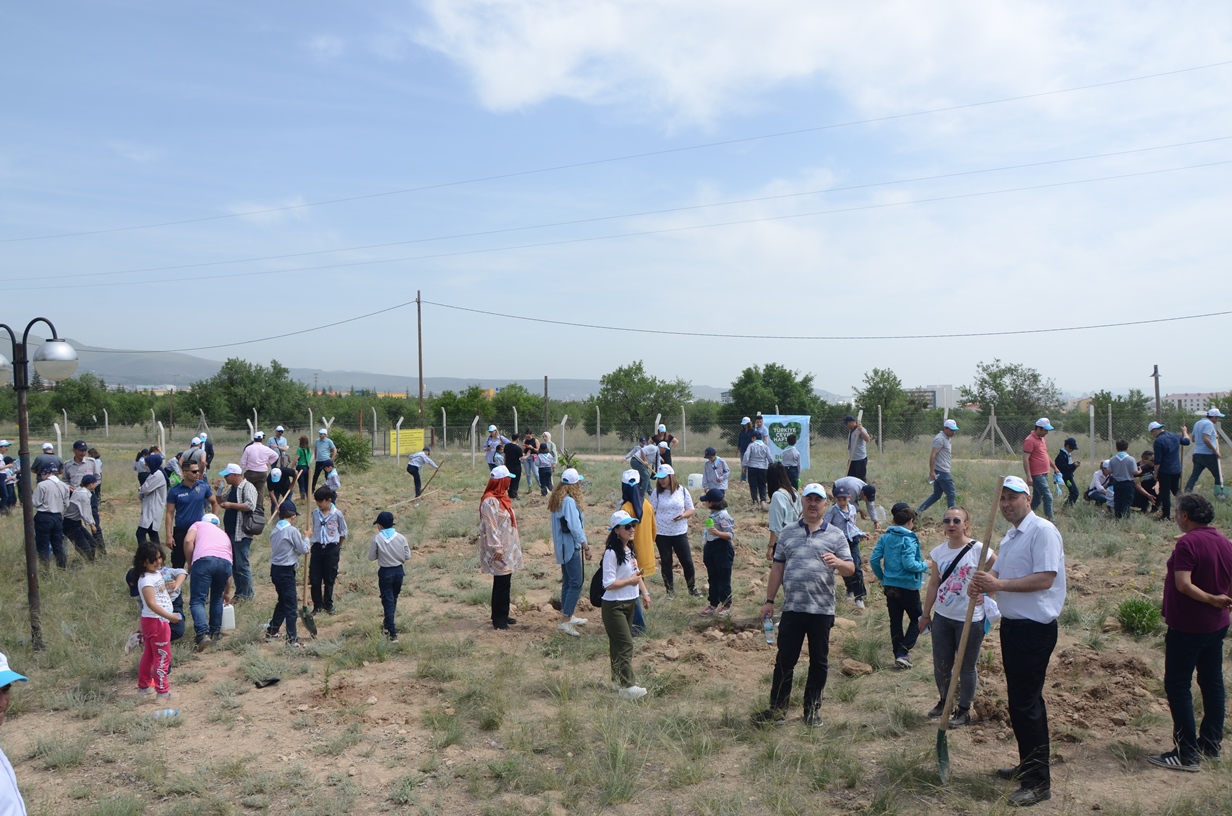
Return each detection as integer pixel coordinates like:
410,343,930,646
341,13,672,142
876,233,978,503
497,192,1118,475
8,134,1228,285
8,157,1230,293
85,299,1232,354
4,59,1229,244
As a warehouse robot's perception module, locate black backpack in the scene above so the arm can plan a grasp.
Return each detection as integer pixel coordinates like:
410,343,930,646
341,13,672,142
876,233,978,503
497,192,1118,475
589,567,605,608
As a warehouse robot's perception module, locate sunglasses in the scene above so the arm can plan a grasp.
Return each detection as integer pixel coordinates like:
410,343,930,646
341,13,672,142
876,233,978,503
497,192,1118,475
942,517,964,524
187,469,200,474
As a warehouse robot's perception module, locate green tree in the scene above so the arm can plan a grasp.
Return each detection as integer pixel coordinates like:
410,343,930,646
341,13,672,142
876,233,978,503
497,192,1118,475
717,364,824,445
687,399,719,434
586,362,692,443
182,359,307,429
50,373,111,429
489,384,544,433
853,368,907,417
430,386,492,439
960,359,1062,442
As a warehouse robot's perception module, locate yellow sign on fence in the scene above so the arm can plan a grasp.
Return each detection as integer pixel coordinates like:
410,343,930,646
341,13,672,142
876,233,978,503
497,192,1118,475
388,428,425,457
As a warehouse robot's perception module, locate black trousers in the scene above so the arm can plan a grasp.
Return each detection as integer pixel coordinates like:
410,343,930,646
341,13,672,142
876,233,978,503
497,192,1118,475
847,457,867,481
656,533,696,593
747,467,768,503
702,540,734,607
136,525,161,545
309,542,341,611
312,461,328,491
34,511,66,568
1000,618,1058,789
171,525,191,569
770,610,834,713
1158,471,1182,520
90,489,105,552
884,586,922,656
63,518,96,561
506,469,521,499
491,573,513,627
1164,625,1227,762
269,563,298,640
408,464,422,496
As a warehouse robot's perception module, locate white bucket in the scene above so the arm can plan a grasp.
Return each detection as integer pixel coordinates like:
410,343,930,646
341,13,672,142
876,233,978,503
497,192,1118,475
221,603,236,632
687,473,703,491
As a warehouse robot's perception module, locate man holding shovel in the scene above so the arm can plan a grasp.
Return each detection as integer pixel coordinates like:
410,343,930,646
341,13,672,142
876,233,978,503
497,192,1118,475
968,475,1066,808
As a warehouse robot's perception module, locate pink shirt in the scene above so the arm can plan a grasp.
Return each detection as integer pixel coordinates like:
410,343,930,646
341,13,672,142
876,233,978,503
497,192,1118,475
239,443,279,473
1023,432,1050,476
190,520,234,563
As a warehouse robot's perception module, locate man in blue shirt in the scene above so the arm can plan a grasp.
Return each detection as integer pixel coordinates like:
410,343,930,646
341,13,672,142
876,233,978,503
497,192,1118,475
164,462,217,568
312,429,337,492
1150,421,1191,522
1186,408,1225,495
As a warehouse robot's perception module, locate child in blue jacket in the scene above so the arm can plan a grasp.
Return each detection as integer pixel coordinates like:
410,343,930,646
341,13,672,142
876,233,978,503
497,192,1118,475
869,502,928,669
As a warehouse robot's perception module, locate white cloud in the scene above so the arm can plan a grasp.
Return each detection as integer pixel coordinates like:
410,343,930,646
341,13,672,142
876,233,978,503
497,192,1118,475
414,1,1232,126
305,34,346,60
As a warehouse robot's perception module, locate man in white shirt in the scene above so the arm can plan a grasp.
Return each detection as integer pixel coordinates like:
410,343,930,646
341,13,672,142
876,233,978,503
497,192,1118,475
969,475,1066,808
1186,408,1225,495
0,652,29,816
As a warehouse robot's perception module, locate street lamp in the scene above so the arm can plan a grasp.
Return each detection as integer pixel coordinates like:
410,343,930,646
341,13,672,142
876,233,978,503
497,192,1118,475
0,319,78,651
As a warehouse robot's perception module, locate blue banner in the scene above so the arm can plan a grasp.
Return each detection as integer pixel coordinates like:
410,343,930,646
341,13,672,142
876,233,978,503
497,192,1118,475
761,414,810,471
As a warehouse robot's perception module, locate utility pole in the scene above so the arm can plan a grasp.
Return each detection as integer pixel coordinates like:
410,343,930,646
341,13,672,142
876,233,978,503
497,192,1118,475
543,376,549,432
1151,365,1162,422
417,290,425,428
313,372,318,395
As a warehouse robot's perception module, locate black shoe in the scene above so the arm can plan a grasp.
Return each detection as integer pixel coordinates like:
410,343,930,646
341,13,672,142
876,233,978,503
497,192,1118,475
492,622,509,630
1007,786,1051,807
803,706,822,728
505,618,517,625
1200,745,1222,761
750,708,786,727
688,588,703,598
948,708,971,728
195,635,213,653
927,700,946,718
1147,750,1200,773
995,766,1021,781
325,608,336,616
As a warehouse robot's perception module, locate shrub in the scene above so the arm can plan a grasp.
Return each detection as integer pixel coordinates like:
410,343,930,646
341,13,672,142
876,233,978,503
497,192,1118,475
1116,598,1161,636
329,427,372,472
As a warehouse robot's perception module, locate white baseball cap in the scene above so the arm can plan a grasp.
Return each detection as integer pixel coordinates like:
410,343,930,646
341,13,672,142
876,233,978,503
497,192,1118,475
740,417,750,425
657,441,669,448
801,483,827,499
657,424,666,432
191,437,201,445
1101,460,1111,470
219,463,243,477
270,468,282,480
1208,408,1226,418
253,431,265,440
943,419,959,431
0,440,9,447
42,442,54,451
0,652,28,686
275,425,284,432
560,468,583,484
203,513,221,525
1148,421,1164,431
1035,418,1054,430
318,428,328,435
489,465,511,480
621,469,640,485
1002,475,1031,493
609,510,639,529
198,432,208,440
654,464,675,479
488,425,497,432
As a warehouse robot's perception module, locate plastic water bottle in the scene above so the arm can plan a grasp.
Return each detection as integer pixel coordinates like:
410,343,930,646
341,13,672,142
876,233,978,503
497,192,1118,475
763,614,775,645
151,709,179,719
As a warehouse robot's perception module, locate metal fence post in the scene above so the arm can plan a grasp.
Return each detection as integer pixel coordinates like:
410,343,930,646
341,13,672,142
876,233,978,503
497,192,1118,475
470,415,479,467
103,408,108,438
560,415,568,453
1089,403,1095,462
395,417,403,459
513,406,518,436
596,406,601,453
877,405,883,455
442,408,447,451
1108,404,1113,456
681,404,687,454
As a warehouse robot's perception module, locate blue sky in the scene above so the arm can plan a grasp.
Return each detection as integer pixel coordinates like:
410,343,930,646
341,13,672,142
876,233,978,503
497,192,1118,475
3,1,1230,397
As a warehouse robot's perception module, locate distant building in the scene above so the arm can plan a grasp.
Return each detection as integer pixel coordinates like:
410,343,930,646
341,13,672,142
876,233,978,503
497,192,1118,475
907,384,959,410
720,391,733,405
1164,392,1229,413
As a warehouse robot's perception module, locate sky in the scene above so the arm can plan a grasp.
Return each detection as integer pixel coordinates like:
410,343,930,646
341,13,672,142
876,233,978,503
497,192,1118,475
3,1,1231,398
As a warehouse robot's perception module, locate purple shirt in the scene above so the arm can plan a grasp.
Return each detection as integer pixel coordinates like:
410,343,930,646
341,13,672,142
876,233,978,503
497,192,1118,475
1163,526,1232,633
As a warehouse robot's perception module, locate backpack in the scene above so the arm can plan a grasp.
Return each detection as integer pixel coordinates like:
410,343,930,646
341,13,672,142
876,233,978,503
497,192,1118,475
588,568,605,608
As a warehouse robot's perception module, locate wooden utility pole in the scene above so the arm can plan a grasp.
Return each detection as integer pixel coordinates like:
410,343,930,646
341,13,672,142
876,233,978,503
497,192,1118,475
543,376,549,431
417,290,425,428
1151,364,1162,422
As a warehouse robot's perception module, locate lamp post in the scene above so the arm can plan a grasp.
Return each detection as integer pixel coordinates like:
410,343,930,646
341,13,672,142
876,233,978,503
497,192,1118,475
0,319,78,651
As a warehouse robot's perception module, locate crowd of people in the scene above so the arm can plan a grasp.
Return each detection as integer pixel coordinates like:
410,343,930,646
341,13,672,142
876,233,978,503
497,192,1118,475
2,403,1228,812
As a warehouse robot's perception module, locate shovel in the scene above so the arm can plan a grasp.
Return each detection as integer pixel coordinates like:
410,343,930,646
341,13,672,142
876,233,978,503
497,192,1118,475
417,458,445,497
299,551,317,637
937,475,1003,783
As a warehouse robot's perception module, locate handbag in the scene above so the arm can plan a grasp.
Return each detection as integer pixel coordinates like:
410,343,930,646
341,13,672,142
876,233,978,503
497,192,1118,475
241,504,267,536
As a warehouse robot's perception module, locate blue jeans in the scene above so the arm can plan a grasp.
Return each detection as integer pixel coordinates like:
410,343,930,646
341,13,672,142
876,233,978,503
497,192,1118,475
378,565,404,637
559,550,583,618
232,537,254,600
917,471,955,514
1164,626,1227,762
1030,474,1054,519
842,538,866,599
632,601,646,635
190,556,233,640
1186,454,1224,492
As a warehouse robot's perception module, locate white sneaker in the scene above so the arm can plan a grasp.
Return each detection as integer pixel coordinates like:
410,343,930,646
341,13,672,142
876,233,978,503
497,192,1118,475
557,621,581,637
569,616,588,626
124,630,143,654
854,598,865,610
619,685,648,700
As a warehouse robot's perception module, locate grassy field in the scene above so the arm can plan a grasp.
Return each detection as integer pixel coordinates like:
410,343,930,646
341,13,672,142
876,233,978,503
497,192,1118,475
1,434,1231,815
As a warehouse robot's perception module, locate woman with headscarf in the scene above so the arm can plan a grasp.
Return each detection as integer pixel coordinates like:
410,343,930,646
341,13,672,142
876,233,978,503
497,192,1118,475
479,465,524,630
647,464,698,599
137,453,167,545
620,469,657,633
765,463,802,561
548,468,588,636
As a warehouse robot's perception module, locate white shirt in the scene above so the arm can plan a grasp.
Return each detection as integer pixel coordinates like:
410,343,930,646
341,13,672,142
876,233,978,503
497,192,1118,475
929,540,994,622
992,511,1066,623
648,486,693,536
0,744,27,816
601,547,641,602
137,571,173,619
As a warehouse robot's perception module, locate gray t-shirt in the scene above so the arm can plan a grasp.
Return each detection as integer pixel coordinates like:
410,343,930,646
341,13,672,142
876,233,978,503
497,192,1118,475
931,431,952,473
774,520,852,615
1108,452,1139,481
849,429,867,461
